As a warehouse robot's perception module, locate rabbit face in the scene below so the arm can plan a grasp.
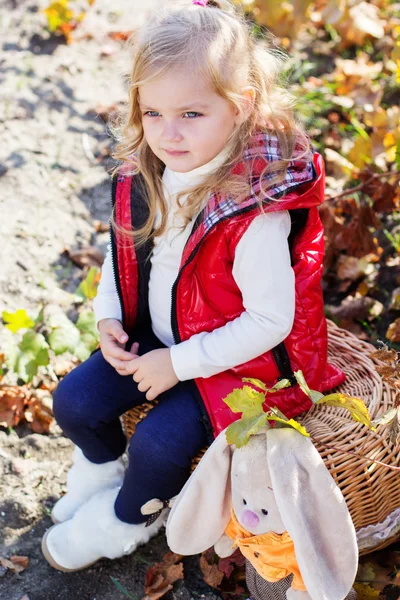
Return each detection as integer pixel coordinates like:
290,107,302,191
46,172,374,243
231,434,286,536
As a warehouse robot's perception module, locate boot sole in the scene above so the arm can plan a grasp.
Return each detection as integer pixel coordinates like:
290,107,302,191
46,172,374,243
41,526,98,573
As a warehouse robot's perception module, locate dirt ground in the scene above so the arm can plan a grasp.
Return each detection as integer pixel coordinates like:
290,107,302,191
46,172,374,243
0,1,220,598
1,1,399,599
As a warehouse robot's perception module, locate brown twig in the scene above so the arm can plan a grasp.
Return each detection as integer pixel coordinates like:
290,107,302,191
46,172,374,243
311,435,400,471
326,171,400,203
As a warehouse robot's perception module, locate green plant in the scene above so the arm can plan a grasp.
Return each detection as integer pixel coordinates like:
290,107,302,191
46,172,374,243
1,307,99,383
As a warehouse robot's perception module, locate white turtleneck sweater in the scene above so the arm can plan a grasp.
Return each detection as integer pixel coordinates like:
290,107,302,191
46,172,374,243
93,149,295,381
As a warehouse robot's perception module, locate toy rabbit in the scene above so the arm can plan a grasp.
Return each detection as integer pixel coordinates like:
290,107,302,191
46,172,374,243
166,426,358,600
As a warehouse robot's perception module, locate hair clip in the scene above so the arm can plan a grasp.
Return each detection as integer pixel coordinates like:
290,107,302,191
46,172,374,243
192,0,208,6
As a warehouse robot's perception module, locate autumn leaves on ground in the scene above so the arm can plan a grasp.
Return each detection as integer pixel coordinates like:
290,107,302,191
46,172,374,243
0,0,399,599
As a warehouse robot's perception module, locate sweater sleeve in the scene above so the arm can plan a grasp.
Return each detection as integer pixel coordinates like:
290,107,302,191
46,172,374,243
92,243,122,327
169,211,295,381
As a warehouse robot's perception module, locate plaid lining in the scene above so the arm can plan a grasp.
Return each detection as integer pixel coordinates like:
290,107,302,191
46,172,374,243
117,132,316,237
202,133,315,234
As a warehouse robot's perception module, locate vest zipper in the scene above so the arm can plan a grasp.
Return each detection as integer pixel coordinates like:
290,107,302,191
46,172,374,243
170,202,270,344
109,175,126,325
169,191,308,386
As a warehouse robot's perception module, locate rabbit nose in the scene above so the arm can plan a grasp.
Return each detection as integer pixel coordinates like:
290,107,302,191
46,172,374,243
242,510,260,529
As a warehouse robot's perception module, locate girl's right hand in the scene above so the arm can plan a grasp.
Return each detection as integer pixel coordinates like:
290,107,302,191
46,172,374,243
98,318,139,375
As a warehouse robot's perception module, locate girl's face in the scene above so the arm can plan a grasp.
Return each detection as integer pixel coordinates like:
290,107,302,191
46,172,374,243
139,68,243,172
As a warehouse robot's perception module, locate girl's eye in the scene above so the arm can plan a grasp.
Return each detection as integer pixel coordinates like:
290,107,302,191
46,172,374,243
143,111,160,117
262,509,268,515
243,499,247,505
183,111,202,118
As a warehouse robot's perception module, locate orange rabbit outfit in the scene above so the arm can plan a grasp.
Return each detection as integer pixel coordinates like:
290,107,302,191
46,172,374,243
225,508,306,592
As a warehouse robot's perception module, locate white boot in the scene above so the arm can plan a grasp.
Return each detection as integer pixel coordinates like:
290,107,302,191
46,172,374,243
51,447,125,524
42,487,166,572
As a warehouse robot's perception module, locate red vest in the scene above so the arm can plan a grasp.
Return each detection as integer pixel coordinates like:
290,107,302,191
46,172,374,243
110,133,345,437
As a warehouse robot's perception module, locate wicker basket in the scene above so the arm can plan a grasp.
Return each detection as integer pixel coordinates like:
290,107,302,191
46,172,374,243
123,320,400,555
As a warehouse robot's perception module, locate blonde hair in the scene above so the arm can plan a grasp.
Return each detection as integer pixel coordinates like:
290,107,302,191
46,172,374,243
111,0,311,246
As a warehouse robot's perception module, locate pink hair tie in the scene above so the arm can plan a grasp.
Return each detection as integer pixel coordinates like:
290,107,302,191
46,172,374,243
193,0,208,5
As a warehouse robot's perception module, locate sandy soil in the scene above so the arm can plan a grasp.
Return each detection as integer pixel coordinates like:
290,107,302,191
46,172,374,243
0,1,220,598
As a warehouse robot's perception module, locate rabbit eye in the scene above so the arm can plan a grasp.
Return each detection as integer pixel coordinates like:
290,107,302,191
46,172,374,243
262,509,268,515
243,499,247,505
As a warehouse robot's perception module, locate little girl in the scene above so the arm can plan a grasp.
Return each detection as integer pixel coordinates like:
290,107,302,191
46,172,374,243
42,0,344,574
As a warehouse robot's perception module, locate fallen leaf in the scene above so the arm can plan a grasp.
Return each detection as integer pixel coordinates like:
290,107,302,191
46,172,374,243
218,548,245,579
93,220,109,233
24,395,53,434
142,552,183,600
0,386,29,428
0,555,29,573
390,288,400,311
107,31,132,41
327,296,382,323
386,319,400,343
337,256,368,281
200,550,225,589
63,246,104,269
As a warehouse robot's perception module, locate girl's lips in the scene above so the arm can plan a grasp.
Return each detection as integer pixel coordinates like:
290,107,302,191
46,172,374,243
164,149,188,156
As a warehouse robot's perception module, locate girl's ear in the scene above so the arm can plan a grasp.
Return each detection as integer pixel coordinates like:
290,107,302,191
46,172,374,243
166,428,233,555
234,86,256,126
267,428,358,600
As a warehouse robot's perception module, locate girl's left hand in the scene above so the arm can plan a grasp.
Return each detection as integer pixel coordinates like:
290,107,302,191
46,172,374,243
125,348,179,400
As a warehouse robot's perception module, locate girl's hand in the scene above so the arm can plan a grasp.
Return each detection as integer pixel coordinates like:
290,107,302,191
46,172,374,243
98,318,139,375
125,348,179,400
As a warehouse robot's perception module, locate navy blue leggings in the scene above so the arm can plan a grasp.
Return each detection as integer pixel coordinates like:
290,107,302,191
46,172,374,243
52,327,209,524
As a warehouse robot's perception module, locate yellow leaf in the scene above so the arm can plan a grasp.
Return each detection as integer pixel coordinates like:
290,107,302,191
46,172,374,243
223,386,265,418
265,415,310,437
353,582,380,599
2,309,35,334
293,370,324,403
317,393,374,429
226,413,269,447
348,136,373,170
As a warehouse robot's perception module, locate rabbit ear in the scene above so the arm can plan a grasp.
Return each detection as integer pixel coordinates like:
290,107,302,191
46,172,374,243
267,428,358,600
166,428,232,555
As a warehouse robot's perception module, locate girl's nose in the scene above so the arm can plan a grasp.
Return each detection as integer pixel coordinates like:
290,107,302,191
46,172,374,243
162,122,183,142
241,510,260,529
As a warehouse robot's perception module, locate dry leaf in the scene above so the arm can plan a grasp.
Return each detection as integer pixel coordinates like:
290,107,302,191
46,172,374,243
386,319,400,343
0,386,29,428
62,246,104,269
218,548,245,579
0,555,29,573
142,552,183,600
200,550,225,589
93,220,109,233
107,31,132,41
337,256,368,281
327,296,382,323
24,396,53,434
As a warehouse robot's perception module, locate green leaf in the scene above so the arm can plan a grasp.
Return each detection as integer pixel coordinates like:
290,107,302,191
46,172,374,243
48,325,80,355
74,339,92,362
75,267,100,300
242,377,291,393
294,370,324,403
19,331,50,367
76,310,99,338
2,328,19,371
226,413,270,448
16,351,39,382
223,386,266,418
34,307,45,327
2,309,35,333
110,576,139,600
